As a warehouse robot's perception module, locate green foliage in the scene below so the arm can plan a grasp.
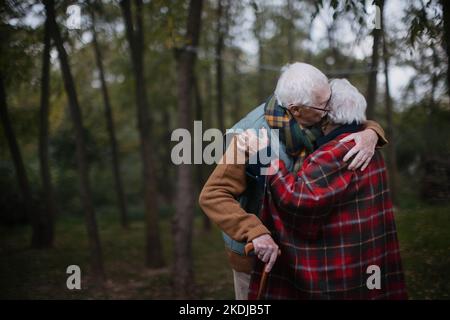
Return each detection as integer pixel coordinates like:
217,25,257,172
396,102,450,170
0,0,447,218
405,0,443,47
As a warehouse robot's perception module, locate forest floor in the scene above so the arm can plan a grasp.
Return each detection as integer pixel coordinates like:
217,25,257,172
0,202,449,299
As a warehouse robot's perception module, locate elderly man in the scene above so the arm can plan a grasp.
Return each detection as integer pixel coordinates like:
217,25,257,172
248,78,407,299
199,63,387,300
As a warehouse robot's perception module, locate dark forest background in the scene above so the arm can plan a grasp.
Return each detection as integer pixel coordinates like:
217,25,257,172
0,0,449,299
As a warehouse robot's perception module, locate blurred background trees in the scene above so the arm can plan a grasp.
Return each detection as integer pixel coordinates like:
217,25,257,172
0,0,449,299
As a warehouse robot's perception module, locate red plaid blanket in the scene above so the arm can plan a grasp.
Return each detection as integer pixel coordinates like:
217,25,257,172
248,133,408,300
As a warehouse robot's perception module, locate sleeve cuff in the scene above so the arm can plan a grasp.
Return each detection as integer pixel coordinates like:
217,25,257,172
246,224,271,242
371,127,388,147
364,120,388,147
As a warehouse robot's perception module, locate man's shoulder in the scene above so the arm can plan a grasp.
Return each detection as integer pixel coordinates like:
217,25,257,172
231,103,267,131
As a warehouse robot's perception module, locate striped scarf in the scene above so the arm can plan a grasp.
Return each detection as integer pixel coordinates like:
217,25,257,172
264,95,322,171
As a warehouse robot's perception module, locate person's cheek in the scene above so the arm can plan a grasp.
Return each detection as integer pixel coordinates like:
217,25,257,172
312,112,322,123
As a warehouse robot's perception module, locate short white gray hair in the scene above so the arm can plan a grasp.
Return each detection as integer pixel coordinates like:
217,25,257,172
274,62,329,107
328,79,367,124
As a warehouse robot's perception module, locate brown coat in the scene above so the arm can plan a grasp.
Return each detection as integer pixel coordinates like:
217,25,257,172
198,120,387,274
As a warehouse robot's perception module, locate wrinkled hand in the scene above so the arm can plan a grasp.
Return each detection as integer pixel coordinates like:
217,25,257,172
251,234,279,272
236,128,269,157
340,128,378,171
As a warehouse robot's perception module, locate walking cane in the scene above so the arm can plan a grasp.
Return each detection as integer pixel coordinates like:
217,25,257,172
245,242,281,300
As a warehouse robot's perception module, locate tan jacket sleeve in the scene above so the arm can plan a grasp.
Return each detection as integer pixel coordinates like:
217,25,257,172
199,137,270,243
364,120,388,147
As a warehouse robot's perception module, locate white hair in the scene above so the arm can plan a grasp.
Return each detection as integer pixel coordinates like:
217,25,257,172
328,79,367,124
274,62,329,107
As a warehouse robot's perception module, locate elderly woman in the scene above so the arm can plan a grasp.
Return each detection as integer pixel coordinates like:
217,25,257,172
248,79,408,300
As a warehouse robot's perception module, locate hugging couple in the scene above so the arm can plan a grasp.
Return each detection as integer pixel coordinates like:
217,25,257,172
199,62,407,300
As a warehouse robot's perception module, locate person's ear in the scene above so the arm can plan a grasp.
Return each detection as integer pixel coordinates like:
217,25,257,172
290,106,301,117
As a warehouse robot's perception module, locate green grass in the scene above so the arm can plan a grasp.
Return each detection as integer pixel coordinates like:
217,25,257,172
0,212,234,299
0,203,449,299
395,204,450,299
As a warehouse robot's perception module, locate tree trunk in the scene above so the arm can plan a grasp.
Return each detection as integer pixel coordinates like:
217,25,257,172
193,75,210,232
440,0,450,97
366,0,383,120
231,49,242,124
90,6,129,229
286,0,294,62
44,0,105,282
257,37,265,101
381,2,399,205
253,6,266,102
205,65,214,128
215,0,227,133
159,108,174,204
120,0,165,268
0,74,34,228
173,0,203,298
429,47,439,110
37,14,55,248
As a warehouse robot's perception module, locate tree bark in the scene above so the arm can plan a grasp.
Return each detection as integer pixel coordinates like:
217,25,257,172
366,0,383,120
286,0,294,62
193,75,210,232
120,0,165,268
159,108,174,204
440,0,450,97
215,0,228,134
173,0,203,298
0,74,34,229
90,5,129,229
231,49,242,124
429,47,439,110
253,5,266,102
381,1,399,205
44,0,105,281
205,65,214,128
37,14,55,248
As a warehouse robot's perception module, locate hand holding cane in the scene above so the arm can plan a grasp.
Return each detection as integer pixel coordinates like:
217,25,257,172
245,242,281,300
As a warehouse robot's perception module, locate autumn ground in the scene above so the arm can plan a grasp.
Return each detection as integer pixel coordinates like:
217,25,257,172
0,201,449,300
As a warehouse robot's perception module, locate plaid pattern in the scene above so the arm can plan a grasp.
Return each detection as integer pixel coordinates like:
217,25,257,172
248,132,408,300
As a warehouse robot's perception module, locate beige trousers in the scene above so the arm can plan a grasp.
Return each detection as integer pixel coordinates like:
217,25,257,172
232,269,251,300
